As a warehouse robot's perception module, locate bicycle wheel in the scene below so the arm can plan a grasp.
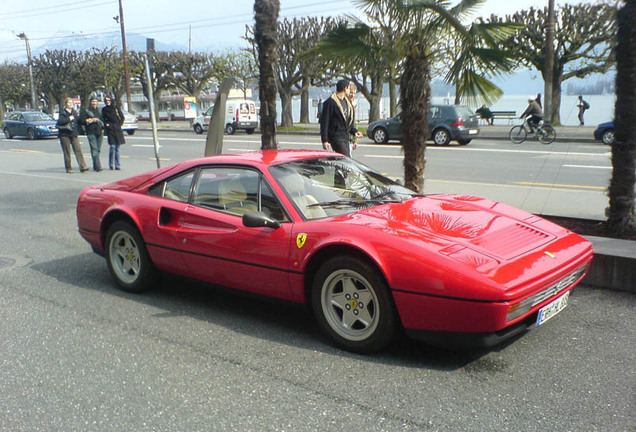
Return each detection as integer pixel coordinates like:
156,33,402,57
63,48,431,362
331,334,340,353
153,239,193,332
538,125,556,144
509,125,527,144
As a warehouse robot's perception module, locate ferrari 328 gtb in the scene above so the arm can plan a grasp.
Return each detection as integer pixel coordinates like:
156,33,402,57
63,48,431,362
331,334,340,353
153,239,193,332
77,150,593,353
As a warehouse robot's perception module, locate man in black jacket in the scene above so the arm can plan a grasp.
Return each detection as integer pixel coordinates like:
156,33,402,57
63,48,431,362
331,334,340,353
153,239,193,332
79,97,104,171
319,79,362,157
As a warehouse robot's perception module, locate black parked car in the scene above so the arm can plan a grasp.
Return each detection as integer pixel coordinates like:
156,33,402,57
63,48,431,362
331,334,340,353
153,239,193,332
366,104,480,145
593,121,614,145
3,111,58,140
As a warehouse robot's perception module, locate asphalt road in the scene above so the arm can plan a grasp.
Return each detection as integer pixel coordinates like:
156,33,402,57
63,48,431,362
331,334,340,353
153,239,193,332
0,132,633,431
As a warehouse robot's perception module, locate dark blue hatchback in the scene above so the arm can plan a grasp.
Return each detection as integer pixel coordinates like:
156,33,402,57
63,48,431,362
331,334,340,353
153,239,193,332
2,111,58,140
593,121,614,145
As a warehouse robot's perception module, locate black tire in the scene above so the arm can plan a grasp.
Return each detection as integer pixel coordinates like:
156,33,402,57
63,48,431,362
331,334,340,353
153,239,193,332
27,129,35,140
193,124,203,135
4,128,13,139
245,128,255,135
458,139,471,145
538,124,556,144
509,125,527,144
311,256,398,353
432,128,451,145
126,130,136,136
105,221,156,293
372,127,389,144
225,123,236,135
601,129,614,145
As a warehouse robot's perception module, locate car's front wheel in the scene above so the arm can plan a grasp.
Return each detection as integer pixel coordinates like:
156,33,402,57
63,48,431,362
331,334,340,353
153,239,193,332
105,221,156,293
372,127,388,144
193,124,203,134
312,256,397,353
126,130,135,136
601,129,615,145
432,128,451,145
4,128,13,139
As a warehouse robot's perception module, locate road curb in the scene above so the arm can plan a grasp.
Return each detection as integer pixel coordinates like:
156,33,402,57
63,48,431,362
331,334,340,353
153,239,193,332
582,236,636,293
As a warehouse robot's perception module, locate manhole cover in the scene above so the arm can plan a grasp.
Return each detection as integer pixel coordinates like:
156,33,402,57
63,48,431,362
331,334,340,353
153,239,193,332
0,257,16,269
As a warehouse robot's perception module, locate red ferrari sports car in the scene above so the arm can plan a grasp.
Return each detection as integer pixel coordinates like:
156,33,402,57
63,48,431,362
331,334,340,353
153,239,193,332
76,150,593,353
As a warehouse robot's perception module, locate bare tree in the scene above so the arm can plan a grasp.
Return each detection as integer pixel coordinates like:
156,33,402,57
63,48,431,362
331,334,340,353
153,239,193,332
488,1,617,125
0,61,31,117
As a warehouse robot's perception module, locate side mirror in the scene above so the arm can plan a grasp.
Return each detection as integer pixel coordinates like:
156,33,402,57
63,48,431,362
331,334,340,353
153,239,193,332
242,211,281,229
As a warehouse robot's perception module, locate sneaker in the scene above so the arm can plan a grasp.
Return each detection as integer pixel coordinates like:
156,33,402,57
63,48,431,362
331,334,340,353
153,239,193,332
66,169,74,173
80,168,89,173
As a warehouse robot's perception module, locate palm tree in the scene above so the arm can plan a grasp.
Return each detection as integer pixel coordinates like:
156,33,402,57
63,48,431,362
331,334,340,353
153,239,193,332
319,0,517,191
605,0,635,238
254,0,280,149
359,0,517,191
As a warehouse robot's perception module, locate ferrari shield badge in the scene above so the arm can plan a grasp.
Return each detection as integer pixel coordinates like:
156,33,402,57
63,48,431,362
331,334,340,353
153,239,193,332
296,233,308,249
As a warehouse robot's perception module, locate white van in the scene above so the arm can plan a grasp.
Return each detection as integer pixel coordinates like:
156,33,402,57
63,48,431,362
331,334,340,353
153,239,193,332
193,99,258,135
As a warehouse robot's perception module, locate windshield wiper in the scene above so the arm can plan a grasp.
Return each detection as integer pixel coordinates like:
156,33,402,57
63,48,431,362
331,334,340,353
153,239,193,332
307,195,402,209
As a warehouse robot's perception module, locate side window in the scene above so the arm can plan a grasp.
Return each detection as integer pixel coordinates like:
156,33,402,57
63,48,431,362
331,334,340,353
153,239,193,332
191,167,288,220
147,170,195,203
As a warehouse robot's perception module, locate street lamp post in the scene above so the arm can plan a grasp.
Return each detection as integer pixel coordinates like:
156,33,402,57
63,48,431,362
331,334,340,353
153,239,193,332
17,32,37,110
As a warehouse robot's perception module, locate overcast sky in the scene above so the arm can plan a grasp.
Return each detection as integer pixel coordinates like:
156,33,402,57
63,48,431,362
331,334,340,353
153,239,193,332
1,0,598,62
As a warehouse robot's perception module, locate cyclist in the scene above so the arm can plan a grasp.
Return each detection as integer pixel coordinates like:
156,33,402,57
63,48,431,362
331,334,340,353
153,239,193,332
520,96,544,133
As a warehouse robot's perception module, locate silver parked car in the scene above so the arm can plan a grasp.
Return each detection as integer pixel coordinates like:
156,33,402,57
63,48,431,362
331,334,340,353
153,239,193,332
366,104,480,145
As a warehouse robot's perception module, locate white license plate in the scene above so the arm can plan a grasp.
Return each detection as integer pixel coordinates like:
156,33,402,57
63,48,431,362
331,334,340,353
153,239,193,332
469,129,478,134
536,291,569,326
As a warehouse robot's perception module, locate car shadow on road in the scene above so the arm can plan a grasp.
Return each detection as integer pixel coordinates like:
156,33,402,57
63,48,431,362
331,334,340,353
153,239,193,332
31,252,510,371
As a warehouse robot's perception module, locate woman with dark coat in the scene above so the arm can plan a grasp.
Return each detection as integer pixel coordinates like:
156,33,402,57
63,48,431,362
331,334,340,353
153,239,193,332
102,96,125,170
57,97,88,173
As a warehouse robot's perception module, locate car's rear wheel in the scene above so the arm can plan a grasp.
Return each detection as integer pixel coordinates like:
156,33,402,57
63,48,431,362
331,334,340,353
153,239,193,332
372,127,388,144
601,129,615,145
458,139,471,145
245,128,255,135
312,256,397,353
432,128,451,145
106,221,155,293
193,124,203,134
126,130,135,136
225,124,236,135
27,129,35,140
4,128,13,139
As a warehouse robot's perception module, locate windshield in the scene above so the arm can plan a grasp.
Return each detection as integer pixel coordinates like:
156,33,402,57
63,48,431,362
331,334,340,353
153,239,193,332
23,112,54,122
270,156,416,220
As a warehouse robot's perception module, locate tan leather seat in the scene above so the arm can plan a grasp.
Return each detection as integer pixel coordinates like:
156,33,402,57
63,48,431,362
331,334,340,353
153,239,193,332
278,172,327,219
218,179,257,215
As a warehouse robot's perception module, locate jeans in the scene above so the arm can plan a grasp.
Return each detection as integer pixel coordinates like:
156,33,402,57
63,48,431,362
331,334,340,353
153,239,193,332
87,133,103,170
109,144,120,169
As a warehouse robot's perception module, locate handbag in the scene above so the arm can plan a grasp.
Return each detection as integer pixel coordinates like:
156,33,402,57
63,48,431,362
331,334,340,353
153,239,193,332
57,122,73,131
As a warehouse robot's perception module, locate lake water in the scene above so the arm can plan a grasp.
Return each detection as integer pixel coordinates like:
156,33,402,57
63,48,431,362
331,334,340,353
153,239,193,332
289,93,616,126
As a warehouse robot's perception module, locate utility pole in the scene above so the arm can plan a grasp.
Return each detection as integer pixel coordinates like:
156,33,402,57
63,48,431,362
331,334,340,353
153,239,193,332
17,33,37,110
188,25,192,53
544,0,555,123
117,0,133,113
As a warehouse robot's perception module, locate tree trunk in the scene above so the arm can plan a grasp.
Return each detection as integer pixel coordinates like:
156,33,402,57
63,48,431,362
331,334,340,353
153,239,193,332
605,0,636,238
550,78,562,125
400,44,431,193
388,77,397,118
279,86,293,127
367,73,383,123
299,78,310,123
254,0,280,149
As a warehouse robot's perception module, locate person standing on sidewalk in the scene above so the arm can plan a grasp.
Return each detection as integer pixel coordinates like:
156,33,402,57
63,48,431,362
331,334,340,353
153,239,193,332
102,96,125,170
79,97,104,171
319,79,362,157
577,95,590,126
56,98,88,174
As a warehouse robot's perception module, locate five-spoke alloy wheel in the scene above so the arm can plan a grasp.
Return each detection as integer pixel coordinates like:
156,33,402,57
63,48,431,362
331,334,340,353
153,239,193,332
106,221,155,293
312,256,397,353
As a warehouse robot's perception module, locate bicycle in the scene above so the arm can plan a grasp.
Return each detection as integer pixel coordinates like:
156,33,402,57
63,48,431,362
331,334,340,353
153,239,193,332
509,118,556,144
